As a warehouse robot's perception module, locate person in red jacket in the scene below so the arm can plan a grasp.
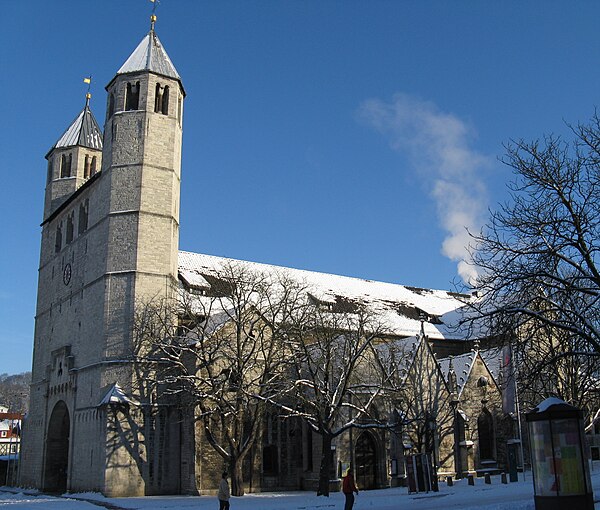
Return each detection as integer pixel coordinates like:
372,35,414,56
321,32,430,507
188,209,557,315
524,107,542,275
342,468,359,510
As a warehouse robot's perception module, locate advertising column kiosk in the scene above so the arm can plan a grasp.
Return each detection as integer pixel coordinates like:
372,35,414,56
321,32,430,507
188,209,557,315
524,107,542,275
526,397,593,510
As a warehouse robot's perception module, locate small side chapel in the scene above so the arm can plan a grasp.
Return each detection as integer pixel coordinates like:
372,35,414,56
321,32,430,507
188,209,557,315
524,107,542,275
21,12,512,497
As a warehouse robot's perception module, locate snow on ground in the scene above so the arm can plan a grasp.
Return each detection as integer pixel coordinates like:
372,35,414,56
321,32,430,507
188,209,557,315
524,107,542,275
3,467,600,510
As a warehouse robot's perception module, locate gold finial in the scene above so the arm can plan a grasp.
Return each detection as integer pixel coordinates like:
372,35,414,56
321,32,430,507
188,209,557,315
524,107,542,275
83,76,92,105
150,0,160,31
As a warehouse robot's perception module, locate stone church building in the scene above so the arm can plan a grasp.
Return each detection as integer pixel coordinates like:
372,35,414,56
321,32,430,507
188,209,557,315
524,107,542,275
20,18,513,497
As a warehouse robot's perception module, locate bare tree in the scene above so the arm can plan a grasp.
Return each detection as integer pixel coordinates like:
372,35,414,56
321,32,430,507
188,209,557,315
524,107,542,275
468,114,600,411
393,334,453,472
512,323,600,421
265,297,395,496
137,262,306,496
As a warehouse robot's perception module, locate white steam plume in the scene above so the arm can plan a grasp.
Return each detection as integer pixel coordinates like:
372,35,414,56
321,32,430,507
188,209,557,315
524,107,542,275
358,93,488,285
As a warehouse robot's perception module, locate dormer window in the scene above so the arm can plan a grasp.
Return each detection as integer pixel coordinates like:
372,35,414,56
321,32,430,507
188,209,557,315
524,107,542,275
308,293,336,311
125,81,140,111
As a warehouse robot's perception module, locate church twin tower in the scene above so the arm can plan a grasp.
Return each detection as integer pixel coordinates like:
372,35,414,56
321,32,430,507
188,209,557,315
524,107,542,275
21,24,187,496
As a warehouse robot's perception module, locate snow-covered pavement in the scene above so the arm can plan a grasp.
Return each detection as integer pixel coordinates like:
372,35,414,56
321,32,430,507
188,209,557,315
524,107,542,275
2,468,600,510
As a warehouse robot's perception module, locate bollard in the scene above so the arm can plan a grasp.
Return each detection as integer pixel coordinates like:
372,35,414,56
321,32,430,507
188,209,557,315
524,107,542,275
484,472,491,484
446,476,453,486
467,474,474,486
501,472,507,484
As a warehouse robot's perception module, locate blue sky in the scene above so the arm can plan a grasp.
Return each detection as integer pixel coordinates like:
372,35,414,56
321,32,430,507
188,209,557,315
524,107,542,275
2,1,599,374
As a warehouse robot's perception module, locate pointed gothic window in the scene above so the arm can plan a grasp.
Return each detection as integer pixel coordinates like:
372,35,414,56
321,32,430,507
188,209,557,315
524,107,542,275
78,200,89,234
263,445,278,475
125,81,140,111
55,223,63,253
84,155,90,179
66,212,74,244
477,410,495,461
91,156,97,176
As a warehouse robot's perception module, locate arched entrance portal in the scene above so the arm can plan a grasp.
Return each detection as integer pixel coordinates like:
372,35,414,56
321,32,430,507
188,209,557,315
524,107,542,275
355,432,377,489
44,401,70,493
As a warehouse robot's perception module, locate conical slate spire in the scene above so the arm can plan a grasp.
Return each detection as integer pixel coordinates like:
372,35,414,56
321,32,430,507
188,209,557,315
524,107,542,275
48,103,103,155
116,30,181,81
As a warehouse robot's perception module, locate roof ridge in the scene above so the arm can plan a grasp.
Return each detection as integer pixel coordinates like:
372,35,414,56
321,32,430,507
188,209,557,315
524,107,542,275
178,250,449,293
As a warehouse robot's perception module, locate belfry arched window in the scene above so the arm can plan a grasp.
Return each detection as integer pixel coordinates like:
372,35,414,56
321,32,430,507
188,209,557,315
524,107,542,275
177,94,182,125
47,158,53,183
161,85,169,115
60,154,72,178
125,81,140,111
108,93,115,118
90,156,97,176
154,84,170,115
84,155,90,179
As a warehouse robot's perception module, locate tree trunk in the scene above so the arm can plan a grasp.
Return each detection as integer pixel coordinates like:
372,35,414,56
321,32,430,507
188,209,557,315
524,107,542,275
231,456,245,496
317,433,333,497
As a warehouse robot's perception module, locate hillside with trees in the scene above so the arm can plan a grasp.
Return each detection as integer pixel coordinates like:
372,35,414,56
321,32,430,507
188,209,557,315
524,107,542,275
0,372,30,413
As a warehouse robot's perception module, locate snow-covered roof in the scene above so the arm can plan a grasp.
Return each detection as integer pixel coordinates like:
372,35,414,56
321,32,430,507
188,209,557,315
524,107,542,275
117,30,181,83
479,348,503,381
48,104,102,156
439,352,476,395
178,251,478,341
529,397,578,415
375,335,422,382
438,348,502,396
98,383,135,406
180,269,211,291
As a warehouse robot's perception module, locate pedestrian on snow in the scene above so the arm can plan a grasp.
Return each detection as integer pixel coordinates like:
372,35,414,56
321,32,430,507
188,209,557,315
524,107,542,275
218,471,231,510
342,468,359,510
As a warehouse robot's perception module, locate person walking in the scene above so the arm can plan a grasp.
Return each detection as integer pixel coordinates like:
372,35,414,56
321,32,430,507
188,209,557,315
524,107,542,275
218,471,231,510
342,468,359,510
